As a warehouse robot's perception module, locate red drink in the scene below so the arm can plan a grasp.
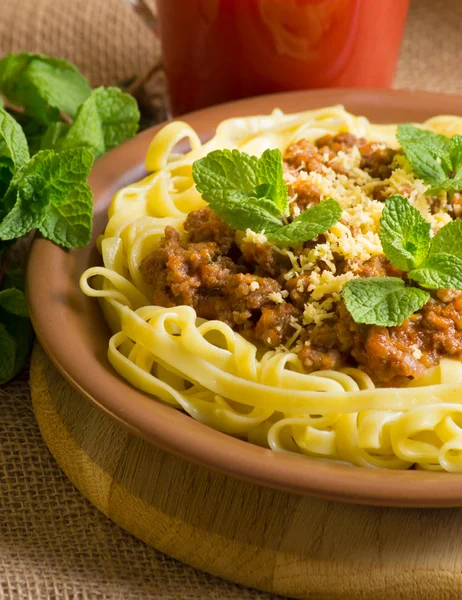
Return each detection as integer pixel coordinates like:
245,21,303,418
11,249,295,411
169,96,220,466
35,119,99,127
156,0,410,116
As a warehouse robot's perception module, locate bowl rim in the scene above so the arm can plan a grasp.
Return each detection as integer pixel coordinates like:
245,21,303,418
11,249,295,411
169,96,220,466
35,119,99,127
27,88,462,508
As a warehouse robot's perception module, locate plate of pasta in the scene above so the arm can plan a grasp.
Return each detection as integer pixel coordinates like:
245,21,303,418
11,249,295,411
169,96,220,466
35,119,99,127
28,89,462,506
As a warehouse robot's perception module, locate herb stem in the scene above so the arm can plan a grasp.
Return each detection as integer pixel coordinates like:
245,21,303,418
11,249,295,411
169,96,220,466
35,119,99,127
1,95,25,117
0,94,73,125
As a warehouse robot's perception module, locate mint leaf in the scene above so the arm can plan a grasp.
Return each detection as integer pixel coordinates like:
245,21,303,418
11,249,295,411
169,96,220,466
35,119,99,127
397,125,462,195
38,182,93,248
256,149,288,215
427,177,462,195
40,122,69,151
0,148,93,245
0,109,29,171
0,108,30,208
407,221,462,289
194,149,259,197
0,158,13,203
15,116,48,156
193,149,286,219
0,322,16,384
450,135,462,176
343,277,430,327
409,254,462,290
0,53,91,124
207,189,282,233
397,124,449,186
0,287,28,317
428,220,462,258
379,194,431,271
268,198,342,244
60,87,140,158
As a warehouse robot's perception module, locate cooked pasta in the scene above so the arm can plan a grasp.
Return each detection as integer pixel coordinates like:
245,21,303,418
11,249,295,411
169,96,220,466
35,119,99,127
81,105,462,472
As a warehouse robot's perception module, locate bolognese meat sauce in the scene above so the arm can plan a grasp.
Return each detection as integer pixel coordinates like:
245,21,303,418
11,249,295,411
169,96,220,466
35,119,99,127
140,133,462,386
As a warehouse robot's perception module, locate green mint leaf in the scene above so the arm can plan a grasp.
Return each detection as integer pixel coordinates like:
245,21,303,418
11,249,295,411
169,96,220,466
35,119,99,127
426,177,462,195
59,87,140,158
450,135,462,176
268,198,342,244
0,109,30,170
0,322,16,384
0,108,30,207
409,254,462,290
379,194,431,271
15,116,48,156
0,148,93,244
428,220,462,258
38,182,93,248
0,189,43,240
397,124,449,186
193,148,287,220
40,122,69,151
0,158,13,203
0,287,28,317
206,189,281,233
0,52,91,124
343,277,430,326
194,149,259,197
256,149,288,215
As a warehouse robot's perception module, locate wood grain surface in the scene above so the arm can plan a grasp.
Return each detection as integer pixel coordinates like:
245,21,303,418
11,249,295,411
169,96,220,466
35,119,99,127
30,343,462,600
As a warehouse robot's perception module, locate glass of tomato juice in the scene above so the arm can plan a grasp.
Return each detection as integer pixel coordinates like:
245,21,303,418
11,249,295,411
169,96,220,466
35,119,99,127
133,0,410,116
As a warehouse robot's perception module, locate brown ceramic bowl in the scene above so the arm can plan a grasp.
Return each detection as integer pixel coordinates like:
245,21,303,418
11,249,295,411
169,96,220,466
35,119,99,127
27,89,462,507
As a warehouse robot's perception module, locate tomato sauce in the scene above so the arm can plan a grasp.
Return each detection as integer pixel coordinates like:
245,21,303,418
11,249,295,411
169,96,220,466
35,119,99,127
156,0,410,116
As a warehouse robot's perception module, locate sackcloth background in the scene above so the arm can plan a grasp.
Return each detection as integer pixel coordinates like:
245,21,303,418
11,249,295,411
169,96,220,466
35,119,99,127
1,0,462,598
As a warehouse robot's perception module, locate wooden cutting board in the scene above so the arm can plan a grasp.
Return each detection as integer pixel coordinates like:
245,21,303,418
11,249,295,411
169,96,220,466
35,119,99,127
30,342,462,600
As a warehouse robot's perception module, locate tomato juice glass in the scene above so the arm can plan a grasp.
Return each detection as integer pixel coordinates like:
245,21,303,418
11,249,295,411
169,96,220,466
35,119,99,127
145,0,410,116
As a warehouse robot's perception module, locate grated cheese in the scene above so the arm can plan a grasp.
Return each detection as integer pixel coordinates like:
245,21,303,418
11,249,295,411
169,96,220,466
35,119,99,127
307,271,355,301
243,229,268,244
249,281,260,292
303,298,336,326
249,139,454,335
268,292,284,304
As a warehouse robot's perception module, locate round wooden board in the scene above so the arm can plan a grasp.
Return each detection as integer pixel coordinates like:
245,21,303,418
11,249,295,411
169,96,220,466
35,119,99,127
30,342,462,600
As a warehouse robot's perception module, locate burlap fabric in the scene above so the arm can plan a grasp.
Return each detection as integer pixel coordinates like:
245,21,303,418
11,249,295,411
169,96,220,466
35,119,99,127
1,0,462,598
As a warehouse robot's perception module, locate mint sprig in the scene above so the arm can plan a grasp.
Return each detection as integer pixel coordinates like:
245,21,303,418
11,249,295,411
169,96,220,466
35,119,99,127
408,221,462,289
0,53,91,124
379,194,431,271
192,149,341,244
43,87,140,159
344,194,462,327
397,124,462,194
0,52,141,384
0,148,94,247
380,197,462,290
0,53,140,248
